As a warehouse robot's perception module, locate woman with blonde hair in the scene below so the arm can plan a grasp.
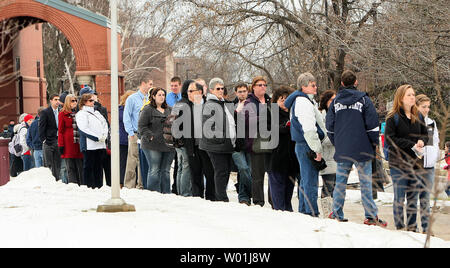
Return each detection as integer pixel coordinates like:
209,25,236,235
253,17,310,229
385,85,428,232
415,94,440,234
119,90,135,187
58,94,84,185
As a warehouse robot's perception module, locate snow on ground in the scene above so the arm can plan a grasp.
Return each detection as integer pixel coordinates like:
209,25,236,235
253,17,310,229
0,168,449,248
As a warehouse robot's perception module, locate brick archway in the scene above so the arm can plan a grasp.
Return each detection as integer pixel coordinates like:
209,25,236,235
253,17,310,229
0,0,123,124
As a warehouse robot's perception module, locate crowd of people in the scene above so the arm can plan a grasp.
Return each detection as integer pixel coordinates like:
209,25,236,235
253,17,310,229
3,70,450,235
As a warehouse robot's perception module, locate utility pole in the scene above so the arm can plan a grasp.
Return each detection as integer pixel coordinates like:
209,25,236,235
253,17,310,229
97,0,135,213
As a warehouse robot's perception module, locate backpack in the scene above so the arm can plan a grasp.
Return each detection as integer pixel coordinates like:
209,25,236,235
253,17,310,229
8,127,24,157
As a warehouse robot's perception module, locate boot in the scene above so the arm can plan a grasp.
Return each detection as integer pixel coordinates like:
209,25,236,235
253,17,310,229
320,196,333,219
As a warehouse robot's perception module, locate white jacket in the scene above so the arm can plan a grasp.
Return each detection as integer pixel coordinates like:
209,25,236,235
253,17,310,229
76,106,108,151
292,94,326,154
18,123,29,155
423,117,440,169
320,110,337,175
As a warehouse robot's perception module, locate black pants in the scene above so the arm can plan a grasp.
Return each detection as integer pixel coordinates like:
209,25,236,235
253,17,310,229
188,146,216,201
82,149,105,189
171,154,178,194
207,151,232,202
43,143,61,181
250,152,271,206
9,154,23,177
120,145,128,185
65,158,83,185
102,152,111,187
321,173,336,198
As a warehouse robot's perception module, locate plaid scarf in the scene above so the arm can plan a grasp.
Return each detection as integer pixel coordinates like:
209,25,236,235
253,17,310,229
70,112,80,144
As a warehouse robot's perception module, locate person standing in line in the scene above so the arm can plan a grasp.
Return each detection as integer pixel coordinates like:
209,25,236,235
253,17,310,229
76,93,109,189
200,78,236,202
267,86,299,211
171,80,195,197
123,76,153,189
326,70,388,226
284,73,325,217
174,81,216,200
167,76,183,195
26,107,45,168
18,114,34,171
58,92,69,183
232,82,253,205
385,85,428,232
119,90,135,188
318,89,337,217
139,88,175,193
195,78,209,97
58,94,84,186
415,94,440,234
245,76,272,207
39,94,62,181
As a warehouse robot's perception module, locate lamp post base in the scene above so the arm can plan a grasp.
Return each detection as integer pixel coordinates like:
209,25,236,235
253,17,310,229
97,198,136,213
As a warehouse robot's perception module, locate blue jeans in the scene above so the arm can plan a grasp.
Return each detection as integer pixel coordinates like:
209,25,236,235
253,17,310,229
295,142,319,216
21,154,34,171
143,149,175,194
138,145,149,189
419,168,434,232
175,147,192,196
332,160,378,220
60,158,68,184
390,167,420,230
34,150,44,168
232,151,252,203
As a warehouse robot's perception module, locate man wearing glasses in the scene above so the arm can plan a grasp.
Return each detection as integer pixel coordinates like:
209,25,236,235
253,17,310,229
39,94,62,181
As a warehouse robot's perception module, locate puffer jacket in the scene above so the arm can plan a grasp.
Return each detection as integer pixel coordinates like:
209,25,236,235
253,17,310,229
76,106,109,151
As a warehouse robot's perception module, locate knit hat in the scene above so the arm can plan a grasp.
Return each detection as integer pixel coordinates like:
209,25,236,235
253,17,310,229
24,114,33,123
79,85,95,96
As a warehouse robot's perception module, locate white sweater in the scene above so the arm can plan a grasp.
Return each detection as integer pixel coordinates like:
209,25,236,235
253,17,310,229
76,106,108,151
423,117,440,168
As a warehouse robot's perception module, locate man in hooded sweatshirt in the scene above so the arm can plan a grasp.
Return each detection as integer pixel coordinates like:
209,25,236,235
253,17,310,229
325,70,387,227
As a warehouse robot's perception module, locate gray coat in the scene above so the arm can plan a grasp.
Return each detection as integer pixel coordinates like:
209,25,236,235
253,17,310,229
138,105,174,152
320,110,337,175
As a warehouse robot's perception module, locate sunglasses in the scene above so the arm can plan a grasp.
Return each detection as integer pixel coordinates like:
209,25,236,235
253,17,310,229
87,99,95,103
188,89,202,93
215,87,225,91
255,84,267,87
71,99,78,103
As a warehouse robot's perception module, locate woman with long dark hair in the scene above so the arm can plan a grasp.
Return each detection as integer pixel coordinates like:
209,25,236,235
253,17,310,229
139,88,175,194
76,93,109,189
385,85,428,232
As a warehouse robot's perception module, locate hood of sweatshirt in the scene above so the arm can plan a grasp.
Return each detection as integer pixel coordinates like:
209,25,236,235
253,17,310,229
336,86,367,105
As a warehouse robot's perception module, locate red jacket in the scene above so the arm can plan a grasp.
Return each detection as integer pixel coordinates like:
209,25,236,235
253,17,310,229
58,110,83,159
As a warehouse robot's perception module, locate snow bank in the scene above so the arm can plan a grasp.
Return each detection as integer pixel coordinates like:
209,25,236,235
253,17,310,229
0,168,449,248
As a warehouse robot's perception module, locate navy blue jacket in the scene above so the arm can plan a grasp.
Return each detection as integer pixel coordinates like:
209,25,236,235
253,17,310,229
26,116,43,150
326,86,379,163
284,90,325,144
119,106,128,146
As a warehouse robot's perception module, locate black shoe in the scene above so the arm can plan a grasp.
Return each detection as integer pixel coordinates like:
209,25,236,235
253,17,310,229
239,200,250,206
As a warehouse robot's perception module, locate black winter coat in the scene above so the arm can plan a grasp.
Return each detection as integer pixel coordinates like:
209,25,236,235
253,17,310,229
268,108,299,177
385,108,428,170
39,106,58,146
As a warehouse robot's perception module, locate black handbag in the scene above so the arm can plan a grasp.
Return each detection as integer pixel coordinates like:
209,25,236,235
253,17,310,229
307,151,327,171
